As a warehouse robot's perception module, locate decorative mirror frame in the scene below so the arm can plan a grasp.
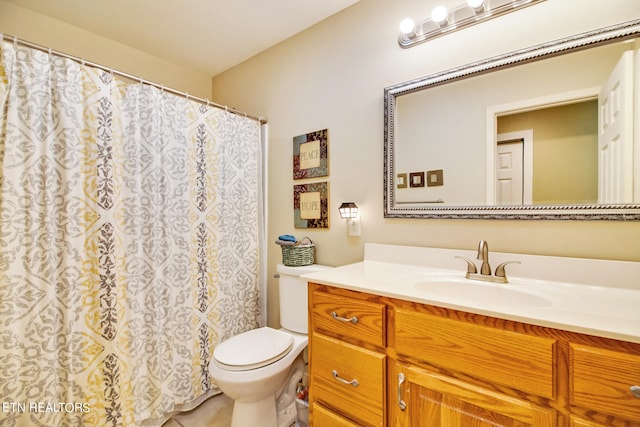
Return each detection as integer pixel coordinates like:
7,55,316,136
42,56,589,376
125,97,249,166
384,19,640,220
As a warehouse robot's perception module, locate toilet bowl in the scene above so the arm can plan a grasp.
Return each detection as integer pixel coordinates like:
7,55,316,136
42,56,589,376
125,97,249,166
210,327,307,427
210,263,331,427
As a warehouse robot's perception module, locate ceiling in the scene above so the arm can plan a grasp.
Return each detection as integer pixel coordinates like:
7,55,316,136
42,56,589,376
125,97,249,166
6,0,359,76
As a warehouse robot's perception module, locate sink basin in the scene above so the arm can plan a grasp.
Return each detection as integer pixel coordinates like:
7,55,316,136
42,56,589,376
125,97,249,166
413,277,553,307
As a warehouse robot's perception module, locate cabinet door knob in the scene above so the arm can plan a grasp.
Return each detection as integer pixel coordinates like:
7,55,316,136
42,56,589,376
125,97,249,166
332,370,359,387
331,311,359,324
631,385,640,398
397,373,407,411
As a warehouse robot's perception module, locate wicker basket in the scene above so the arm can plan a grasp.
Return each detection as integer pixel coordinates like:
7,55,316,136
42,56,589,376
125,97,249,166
281,238,315,266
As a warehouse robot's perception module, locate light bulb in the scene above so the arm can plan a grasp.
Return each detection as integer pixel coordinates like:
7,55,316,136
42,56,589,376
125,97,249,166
467,0,486,13
431,5,449,26
399,18,416,35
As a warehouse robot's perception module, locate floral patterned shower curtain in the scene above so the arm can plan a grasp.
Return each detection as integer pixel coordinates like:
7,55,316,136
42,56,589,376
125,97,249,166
0,39,262,426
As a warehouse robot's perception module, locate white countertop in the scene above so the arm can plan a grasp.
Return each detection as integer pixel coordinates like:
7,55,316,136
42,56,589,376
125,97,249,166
303,244,640,344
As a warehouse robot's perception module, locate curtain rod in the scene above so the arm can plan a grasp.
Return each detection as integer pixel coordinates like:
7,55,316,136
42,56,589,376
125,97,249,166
0,33,267,124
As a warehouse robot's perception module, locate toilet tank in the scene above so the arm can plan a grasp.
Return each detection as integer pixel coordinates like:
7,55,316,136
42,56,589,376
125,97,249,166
277,263,332,334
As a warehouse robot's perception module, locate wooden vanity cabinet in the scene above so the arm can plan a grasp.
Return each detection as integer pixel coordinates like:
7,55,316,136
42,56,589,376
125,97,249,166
308,283,640,427
308,284,387,426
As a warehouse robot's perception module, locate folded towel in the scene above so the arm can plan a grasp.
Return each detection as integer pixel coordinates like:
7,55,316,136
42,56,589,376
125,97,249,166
278,234,297,242
296,237,313,246
275,239,296,246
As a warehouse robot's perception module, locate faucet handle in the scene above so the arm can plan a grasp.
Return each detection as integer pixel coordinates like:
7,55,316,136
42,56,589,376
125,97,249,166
495,261,521,278
455,256,478,275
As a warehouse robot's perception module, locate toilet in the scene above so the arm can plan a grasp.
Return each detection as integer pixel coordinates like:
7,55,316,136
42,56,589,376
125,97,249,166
210,263,331,427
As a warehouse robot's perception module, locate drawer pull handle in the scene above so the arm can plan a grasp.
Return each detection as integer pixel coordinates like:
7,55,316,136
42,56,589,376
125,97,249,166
332,370,359,387
398,373,407,411
331,311,359,324
631,385,640,398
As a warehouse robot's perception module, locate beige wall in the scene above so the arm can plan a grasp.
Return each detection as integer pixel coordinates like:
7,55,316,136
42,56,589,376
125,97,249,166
0,0,212,98
210,0,640,327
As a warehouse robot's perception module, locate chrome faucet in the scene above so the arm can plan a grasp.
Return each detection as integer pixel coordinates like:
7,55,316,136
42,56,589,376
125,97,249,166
455,240,521,284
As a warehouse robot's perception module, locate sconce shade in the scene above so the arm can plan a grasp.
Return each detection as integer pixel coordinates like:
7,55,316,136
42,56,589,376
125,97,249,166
339,202,358,219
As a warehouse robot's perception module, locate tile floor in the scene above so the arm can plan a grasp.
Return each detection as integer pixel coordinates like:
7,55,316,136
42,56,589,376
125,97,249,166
162,393,233,427
160,393,307,427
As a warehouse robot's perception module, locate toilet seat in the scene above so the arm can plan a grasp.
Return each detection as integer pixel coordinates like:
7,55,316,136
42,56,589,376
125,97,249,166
213,327,294,371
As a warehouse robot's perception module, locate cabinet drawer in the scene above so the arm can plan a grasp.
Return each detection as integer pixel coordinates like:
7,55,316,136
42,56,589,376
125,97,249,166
394,308,556,399
311,288,385,347
570,343,640,421
311,334,385,426
312,402,362,427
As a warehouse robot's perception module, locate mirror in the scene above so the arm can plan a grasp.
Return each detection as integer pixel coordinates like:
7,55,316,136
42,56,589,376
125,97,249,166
384,19,640,220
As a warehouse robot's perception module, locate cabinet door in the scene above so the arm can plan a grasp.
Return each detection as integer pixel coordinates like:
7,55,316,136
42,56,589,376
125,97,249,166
390,362,556,427
570,343,640,423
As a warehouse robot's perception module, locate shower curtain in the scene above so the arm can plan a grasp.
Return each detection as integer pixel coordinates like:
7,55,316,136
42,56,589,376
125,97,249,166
0,39,263,426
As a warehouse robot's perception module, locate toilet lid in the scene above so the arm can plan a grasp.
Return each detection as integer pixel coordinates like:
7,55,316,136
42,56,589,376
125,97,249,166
213,327,294,371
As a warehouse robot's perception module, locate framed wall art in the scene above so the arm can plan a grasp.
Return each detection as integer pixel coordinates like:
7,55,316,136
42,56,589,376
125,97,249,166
397,173,408,189
293,129,329,180
294,181,329,229
409,171,425,188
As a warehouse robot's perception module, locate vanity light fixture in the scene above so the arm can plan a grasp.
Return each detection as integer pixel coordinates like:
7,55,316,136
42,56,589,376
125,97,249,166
338,202,361,237
398,0,545,48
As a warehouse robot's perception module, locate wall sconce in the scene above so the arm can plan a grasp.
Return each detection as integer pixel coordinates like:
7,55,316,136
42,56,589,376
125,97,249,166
338,202,361,237
398,0,545,48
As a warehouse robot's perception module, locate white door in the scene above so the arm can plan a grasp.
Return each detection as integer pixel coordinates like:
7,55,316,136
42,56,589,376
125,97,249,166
496,130,533,205
598,50,635,203
496,140,524,205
